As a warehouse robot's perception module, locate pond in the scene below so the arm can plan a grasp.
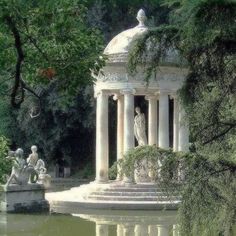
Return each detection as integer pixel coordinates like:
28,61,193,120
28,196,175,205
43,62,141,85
0,209,178,236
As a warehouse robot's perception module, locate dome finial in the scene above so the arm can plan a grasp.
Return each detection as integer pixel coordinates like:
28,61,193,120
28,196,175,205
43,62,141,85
136,9,147,28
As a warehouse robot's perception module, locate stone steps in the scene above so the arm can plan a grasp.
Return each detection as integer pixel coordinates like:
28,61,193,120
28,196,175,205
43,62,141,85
86,184,180,202
87,195,179,202
46,181,181,211
90,191,167,196
102,188,158,192
109,184,159,188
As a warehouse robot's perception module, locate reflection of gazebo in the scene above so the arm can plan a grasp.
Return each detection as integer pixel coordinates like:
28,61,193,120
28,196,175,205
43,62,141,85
75,210,178,236
93,9,189,183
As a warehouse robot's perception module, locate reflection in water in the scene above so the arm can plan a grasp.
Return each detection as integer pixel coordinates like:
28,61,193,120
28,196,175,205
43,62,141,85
73,210,179,236
0,210,179,236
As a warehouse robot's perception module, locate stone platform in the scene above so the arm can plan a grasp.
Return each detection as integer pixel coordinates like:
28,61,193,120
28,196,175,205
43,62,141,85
0,184,49,213
46,181,180,213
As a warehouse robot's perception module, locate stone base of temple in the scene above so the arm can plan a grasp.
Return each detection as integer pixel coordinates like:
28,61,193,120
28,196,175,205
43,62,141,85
0,184,49,213
46,181,180,213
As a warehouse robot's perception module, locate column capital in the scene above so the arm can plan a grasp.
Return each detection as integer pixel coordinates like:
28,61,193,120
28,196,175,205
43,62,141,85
169,91,178,100
156,89,171,96
95,90,109,98
120,88,136,95
145,94,158,101
113,93,123,101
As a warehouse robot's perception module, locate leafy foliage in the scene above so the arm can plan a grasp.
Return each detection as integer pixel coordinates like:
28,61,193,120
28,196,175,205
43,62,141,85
0,136,11,184
86,0,169,41
121,145,176,181
128,25,182,82
121,145,236,235
0,0,172,173
13,85,96,168
177,156,236,236
0,0,105,108
129,0,236,148
0,0,105,171
0,1,235,233
127,0,236,235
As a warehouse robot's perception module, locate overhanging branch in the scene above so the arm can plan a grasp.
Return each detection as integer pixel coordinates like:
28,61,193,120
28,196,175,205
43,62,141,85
203,123,236,145
5,15,25,108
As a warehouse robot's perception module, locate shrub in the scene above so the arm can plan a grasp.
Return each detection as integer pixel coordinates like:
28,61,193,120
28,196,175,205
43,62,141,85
120,145,182,184
0,136,11,184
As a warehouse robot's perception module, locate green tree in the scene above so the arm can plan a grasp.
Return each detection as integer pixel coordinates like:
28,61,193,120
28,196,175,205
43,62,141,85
0,0,104,171
0,0,104,108
15,85,96,168
0,0,171,173
128,0,236,235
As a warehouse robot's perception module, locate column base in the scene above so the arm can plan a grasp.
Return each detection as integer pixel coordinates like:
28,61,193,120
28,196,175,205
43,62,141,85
122,176,134,185
115,176,123,182
94,178,109,184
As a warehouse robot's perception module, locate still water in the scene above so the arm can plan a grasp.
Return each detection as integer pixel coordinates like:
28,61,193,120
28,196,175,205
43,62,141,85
0,210,178,236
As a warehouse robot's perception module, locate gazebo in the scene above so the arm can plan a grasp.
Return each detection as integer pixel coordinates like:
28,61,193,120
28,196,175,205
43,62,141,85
93,9,189,183
46,9,189,211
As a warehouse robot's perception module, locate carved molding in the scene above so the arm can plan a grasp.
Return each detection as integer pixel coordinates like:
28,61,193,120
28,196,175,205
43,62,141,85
145,94,159,101
120,88,136,95
97,70,186,83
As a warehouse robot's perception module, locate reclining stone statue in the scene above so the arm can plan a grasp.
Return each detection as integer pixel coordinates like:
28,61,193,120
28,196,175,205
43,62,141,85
5,146,51,187
5,148,35,187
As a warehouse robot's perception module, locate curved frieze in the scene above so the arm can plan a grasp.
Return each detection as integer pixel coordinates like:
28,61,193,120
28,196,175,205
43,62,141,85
97,71,186,83
98,72,129,82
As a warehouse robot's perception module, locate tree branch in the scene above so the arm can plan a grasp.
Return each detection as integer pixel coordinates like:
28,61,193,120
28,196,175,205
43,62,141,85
5,15,25,108
22,22,50,62
203,123,236,145
20,79,42,118
21,79,40,99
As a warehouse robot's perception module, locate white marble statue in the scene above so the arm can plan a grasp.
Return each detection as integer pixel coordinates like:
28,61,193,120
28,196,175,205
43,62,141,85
5,148,35,186
134,107,147,146
27,145,51,186
35,158,51,188
27,145,45,174
27,145,38,167
27,145,40,183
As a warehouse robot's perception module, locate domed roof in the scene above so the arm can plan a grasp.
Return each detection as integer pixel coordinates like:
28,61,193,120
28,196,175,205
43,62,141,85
102,9,185,66
104,9,148,55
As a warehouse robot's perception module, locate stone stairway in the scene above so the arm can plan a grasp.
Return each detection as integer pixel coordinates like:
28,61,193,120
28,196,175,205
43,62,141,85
46,182,181,212
85,183,180,202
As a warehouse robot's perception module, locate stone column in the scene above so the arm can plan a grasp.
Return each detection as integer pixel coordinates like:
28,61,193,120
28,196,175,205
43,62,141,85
173,94,179,152
96,91,109,183
148,225,158,236
135,225,148,236
158,225,170,236
123,225,135,236
173,225,179,236
114,94,124,180
122,89,135,183
123,89,135,152
177,102,189,181
158,90,169,148
96,223,108,236
178,102,189,152
146,95,158,145
117,224,124,236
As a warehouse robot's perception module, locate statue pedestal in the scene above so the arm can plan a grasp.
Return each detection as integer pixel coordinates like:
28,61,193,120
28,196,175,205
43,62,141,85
0,184,49,213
